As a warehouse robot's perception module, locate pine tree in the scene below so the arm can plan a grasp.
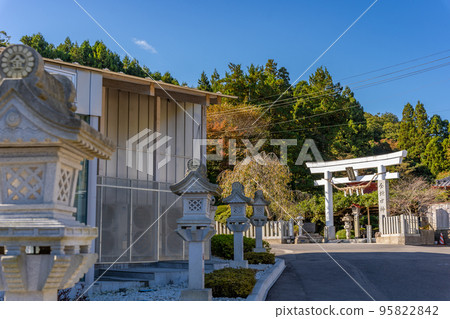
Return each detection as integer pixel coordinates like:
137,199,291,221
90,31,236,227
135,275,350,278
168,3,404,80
197,71,212,91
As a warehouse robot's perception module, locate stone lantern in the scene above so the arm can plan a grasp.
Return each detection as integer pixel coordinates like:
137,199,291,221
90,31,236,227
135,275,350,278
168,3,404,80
170,160,221,301
0,45,114,300
351,204,361,238
342,213,353,240
250,190,269,253
223,182,252,268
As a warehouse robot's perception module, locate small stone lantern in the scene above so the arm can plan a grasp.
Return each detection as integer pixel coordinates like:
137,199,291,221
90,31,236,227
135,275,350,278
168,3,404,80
0,45,114,300
342,213,353,240
351,204,361,238
223,182,252,268
170,160,221,301
250,190,269,253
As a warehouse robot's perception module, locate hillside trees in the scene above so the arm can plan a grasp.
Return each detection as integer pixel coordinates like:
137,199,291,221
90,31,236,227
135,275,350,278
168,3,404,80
19,33,180,85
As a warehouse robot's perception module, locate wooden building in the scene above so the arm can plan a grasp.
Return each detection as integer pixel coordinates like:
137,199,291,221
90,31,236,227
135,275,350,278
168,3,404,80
43,58,234,268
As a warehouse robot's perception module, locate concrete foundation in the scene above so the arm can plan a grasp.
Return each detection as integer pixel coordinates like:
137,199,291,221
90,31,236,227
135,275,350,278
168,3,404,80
180,288,212,301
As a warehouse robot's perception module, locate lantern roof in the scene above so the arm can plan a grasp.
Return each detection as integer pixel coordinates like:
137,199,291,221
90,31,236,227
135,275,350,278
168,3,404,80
0,45,114,160
252,190,270,206
170,160,221,196
223,182,253,204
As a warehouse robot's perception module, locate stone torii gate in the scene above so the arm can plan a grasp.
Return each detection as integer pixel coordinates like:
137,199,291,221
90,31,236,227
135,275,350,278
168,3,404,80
306,150,407,241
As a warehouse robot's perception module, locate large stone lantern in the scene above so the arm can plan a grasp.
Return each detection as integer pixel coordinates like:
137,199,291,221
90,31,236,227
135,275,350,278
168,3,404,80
342,213,353,240
170,160,221,301
250,190,269,253
223,182,252,268
0,45,114,300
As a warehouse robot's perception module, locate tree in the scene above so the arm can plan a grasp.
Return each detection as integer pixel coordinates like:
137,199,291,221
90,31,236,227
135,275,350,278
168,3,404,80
217,152,294,220
390,176,441,216
19,33,180,84
398,102,415,154
422,115,450,176
0,31,11,47
197,71,212,91
412,101,430,161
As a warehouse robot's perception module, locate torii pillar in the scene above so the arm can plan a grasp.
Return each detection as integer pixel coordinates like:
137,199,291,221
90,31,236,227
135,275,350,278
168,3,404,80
324,171,335,241
377,165,389,234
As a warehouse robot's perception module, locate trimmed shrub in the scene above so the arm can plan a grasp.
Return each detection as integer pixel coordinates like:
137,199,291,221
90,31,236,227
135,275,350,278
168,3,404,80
211,234,270,259
244,252,275,264
205,267,256,298
336,229,355,239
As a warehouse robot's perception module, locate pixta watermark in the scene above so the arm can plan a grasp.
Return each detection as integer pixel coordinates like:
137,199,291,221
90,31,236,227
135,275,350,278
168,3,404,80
126,129,323,176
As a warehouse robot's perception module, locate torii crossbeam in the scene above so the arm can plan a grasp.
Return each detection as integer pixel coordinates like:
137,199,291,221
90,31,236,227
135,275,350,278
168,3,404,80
306,150,407,241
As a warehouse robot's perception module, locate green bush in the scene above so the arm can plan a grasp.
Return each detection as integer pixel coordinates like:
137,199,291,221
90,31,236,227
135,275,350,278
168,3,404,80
205,267,256,298
211,234,270,259
244,252,275,264
336,229,355,239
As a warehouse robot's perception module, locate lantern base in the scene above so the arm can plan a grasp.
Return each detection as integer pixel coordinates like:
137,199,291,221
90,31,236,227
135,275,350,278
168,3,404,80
180,288,212,301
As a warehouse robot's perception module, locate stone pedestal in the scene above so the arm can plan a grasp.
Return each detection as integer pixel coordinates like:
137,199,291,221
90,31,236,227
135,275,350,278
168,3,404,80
250,190,269,253
0,45,114,300
170,160,221,301
324,226,335,242
224,182,252,268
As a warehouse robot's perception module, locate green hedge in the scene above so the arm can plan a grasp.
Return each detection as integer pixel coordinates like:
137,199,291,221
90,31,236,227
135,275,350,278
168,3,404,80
211,234,270,259
336,229,355,239
205,267,256,298
244,252,275,264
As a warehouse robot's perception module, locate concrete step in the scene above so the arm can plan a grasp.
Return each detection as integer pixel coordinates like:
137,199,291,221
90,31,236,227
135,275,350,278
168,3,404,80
96,266,188,286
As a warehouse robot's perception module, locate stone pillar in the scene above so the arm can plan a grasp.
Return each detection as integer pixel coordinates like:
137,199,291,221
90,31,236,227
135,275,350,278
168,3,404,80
324,171,335,240
170,160,221,301
342,213,353,240
352,205,361,238
378,165,389,234
250,190,269,253
224,182,252,268
0,45,115,301
297,215,304,237
366,225,373,243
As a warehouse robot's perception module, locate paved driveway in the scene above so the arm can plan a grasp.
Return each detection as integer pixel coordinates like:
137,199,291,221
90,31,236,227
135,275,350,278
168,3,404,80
266,243,450,301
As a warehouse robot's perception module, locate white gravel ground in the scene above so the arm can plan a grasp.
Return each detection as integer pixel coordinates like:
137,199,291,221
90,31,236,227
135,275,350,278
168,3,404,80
89,262,275,301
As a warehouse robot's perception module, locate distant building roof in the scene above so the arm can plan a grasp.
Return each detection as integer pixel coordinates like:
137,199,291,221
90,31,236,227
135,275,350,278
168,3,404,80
435,176,450,188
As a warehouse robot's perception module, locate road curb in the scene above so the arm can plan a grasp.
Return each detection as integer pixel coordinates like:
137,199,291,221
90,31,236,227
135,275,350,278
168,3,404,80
247,258,286,301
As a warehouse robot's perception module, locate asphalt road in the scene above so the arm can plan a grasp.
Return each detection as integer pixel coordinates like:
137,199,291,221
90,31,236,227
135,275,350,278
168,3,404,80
266,243,450,301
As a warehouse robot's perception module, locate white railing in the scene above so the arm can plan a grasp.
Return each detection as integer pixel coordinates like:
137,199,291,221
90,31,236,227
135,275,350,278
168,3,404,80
382,214,420,235
214,220,290,239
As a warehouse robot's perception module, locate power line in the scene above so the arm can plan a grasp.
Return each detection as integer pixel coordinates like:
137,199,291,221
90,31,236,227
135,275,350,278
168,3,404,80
338,48,450,81
209,55,450,118
251,0,379,126
214,104,360,133
346,55,450,87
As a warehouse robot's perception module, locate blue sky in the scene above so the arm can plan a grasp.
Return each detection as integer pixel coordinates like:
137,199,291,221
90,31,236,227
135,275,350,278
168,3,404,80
1,0,450,120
